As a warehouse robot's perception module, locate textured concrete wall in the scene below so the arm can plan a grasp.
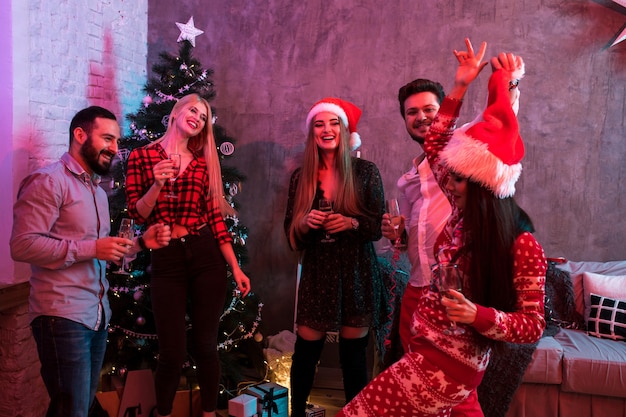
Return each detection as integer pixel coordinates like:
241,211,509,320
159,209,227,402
148,0,626,334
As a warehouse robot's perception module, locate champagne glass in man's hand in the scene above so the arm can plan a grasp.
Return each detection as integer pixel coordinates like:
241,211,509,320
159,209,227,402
115,218,135,274
319,198,335,243
386,198,406,249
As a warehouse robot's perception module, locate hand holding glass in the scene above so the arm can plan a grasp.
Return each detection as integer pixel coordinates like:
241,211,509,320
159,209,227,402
318,198,335,243
116,218,135,274
434,262,465,335
165,154,181,199
386,198,406,249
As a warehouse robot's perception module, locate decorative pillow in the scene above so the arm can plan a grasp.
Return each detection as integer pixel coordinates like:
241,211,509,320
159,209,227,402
587,293,626,341
582,272,626,321
543,262,584,334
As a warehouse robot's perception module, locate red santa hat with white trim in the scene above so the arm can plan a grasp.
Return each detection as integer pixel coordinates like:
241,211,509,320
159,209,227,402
440,66,525,198
305,97,362,151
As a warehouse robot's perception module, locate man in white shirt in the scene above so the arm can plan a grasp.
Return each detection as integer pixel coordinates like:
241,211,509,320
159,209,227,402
382,79,483,416
382,71,522,416
382,78,451,353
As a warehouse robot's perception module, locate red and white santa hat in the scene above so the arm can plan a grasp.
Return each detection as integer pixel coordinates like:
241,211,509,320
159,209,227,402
440,67,525,198
305,97,362,151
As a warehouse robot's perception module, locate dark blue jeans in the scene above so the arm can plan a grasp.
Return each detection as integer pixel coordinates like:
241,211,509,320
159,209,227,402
150,228,227,415
31,314,108,417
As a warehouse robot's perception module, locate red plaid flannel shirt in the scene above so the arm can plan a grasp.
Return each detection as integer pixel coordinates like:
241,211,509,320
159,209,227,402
126,142,232,245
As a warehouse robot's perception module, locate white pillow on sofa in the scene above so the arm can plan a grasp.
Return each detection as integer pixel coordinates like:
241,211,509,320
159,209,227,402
582,272,626,321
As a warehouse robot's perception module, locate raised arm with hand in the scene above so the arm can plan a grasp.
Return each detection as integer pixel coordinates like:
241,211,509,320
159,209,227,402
490,52,525,115
448,38,489,101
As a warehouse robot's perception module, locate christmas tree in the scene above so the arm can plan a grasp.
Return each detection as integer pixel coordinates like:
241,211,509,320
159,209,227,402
102,28,266,400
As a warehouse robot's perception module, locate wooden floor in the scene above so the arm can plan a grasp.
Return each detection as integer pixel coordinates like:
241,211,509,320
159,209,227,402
308,386,345,416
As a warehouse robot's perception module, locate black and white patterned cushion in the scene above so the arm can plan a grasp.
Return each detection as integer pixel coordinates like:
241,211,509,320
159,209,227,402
587,293,626,341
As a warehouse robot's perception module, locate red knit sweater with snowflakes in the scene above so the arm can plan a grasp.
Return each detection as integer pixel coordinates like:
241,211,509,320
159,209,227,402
338,97,546,417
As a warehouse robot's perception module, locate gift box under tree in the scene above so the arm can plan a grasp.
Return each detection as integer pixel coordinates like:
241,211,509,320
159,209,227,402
244,382,288,417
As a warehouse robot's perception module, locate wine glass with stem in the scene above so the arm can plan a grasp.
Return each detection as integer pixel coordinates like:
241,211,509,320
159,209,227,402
434,261,466,335
318,198,335,243
115,218,135,275
386,198,406,249
165,153,181,199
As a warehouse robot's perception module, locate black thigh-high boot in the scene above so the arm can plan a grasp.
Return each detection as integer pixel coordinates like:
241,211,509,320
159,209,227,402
339,334,369,403
290,336,325,417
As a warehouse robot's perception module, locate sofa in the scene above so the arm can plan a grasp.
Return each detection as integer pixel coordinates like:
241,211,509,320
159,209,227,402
505,259,626,417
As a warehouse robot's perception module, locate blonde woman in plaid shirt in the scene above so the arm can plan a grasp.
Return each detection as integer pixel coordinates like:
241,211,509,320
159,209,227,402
126,93,250,417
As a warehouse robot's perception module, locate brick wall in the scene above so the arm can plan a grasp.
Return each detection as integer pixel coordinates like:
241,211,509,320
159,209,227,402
0,284,47,417
2,1,148,414
21,0,148,169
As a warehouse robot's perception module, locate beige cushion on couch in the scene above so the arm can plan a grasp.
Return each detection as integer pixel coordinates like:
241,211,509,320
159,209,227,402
556,328,626,398
581,272,626,321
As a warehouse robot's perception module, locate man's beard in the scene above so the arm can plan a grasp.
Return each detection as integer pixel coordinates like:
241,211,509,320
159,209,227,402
80,136,114,176
409,133,425,145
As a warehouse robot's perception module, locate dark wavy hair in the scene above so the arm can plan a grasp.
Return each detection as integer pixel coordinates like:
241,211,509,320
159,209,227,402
463,180,535,312
69,106,117,145
398,78,445,118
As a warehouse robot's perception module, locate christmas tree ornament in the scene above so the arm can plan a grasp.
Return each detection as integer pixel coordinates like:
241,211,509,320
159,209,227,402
136,316,146,326
220,141,235,156
117,148,130,162
228,182,239,197
175,16,204,47
142,95,153,107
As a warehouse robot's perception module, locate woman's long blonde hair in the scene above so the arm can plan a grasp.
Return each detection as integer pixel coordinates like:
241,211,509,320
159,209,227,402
161,93,234,217
288,119,362,248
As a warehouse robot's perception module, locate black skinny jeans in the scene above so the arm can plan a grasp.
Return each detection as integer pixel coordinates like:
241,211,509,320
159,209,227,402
150,228,227,414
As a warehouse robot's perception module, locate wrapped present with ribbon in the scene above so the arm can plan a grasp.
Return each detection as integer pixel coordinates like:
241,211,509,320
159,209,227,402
244,382,288,417
228,393,257,417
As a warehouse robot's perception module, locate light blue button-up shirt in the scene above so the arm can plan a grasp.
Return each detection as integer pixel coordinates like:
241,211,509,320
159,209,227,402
10,152,112,330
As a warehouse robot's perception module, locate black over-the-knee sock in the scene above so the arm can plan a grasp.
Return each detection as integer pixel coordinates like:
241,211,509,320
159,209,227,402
339,334,369,403
290,336,325,417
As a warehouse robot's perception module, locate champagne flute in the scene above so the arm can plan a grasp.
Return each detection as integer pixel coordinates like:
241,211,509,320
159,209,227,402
115,218,135,275
165,153,181,199
386,198,406,249
434,262,465,335
318,198,335,243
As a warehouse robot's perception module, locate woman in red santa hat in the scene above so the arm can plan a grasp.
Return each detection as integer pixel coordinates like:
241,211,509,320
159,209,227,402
284,97,385,417
337,39,546,417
